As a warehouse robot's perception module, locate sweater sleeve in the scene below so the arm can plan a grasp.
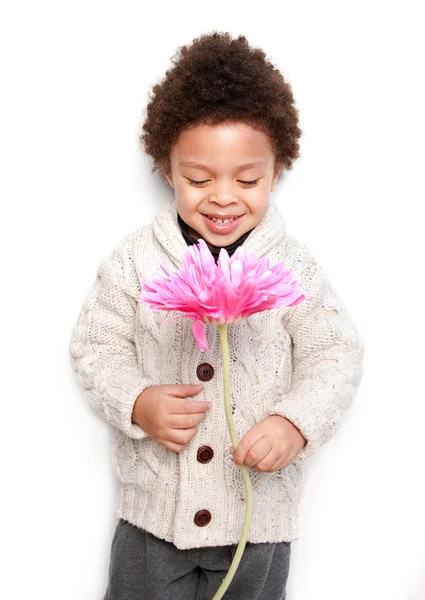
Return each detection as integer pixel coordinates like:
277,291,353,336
69,235,158,440
265,244,365,460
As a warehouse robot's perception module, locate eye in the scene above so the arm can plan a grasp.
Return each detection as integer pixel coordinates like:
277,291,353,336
238,179,260,186
187,178,209,185
186,178,260,186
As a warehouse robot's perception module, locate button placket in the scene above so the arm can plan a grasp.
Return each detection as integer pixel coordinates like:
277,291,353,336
193,365,214,531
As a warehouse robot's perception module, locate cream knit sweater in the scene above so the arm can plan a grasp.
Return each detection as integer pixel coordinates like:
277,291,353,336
69,198,365,550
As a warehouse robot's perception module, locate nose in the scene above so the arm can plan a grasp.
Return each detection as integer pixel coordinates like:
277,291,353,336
207,180,239,207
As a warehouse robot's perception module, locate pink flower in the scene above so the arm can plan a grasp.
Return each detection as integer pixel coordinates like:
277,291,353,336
138,238,305,352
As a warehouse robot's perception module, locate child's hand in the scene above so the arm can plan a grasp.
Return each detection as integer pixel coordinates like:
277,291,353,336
231,415,307,472
131,383,211,453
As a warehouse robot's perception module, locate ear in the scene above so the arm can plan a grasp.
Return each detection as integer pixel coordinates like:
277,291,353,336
270,168,281,192
163,170,174,189
270,162,282,192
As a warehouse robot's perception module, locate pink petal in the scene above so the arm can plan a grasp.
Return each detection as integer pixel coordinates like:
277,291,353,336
192,319,209,352
137,237,306,346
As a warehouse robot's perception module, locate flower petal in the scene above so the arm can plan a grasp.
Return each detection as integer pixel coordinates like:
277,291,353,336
192,319,209,352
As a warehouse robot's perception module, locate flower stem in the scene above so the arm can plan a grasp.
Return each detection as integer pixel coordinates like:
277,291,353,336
212,324,253,599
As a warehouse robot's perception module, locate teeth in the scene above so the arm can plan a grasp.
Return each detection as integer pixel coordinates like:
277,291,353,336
210,216,235,224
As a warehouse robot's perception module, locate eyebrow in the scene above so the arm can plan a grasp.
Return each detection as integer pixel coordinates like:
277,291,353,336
178,160,268,171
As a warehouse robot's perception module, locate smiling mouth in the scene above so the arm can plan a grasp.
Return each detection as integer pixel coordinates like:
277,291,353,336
202,214,242,224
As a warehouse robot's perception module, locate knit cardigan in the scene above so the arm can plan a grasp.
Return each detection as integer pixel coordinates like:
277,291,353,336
69,198,365,550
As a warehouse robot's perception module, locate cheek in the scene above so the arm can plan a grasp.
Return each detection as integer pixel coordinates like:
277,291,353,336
246,196,269,219
175,184,203,210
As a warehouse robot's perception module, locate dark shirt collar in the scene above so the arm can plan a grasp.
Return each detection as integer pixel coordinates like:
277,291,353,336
177,213,254,262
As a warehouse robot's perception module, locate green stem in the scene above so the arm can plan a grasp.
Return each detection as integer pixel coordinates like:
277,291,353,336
212,323,253,600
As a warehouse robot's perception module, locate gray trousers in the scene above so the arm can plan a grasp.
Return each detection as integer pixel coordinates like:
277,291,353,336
103,518,291,600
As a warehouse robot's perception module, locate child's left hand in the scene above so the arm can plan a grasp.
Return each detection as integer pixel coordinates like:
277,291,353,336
231,415,307,472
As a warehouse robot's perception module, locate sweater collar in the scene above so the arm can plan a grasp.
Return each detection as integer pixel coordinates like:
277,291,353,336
152,198,287,269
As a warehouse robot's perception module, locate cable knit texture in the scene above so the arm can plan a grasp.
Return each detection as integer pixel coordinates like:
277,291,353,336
69,198,365,550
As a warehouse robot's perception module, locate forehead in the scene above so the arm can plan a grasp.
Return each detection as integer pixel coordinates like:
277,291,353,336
170,122,275,167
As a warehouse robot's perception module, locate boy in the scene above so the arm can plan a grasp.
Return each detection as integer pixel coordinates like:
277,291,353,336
69,31,365,600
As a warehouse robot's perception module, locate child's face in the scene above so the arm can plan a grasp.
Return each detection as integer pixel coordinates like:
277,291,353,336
163,122,281,247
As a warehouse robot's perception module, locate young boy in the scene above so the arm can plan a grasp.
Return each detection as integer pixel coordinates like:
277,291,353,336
69,32,365,600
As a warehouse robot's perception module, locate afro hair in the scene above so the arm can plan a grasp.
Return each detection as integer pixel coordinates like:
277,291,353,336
139,31,302,181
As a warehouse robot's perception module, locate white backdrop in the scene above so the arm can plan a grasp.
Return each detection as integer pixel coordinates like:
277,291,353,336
2,1,424,598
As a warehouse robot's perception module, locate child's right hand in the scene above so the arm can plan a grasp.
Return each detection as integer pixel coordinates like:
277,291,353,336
131,383,211,453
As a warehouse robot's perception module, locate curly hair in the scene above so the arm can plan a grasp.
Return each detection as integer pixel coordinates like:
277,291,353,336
139,31,302,181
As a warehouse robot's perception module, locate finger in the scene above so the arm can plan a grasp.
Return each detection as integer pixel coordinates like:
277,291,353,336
157,438,184,453
168,426,197,445
233,432,266,466
166,384,204,398
169,398,212,415
251,447,278,472
167,411,207,429
258,453,291,473
244,439,273,469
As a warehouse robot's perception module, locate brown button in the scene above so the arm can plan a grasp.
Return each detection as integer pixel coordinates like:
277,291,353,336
194,510,211,527
196,363,214,382
197,446,214,464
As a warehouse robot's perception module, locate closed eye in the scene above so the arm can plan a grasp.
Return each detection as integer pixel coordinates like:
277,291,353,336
187,178,260,186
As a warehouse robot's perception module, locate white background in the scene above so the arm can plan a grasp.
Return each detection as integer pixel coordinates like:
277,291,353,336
2,1,424,598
